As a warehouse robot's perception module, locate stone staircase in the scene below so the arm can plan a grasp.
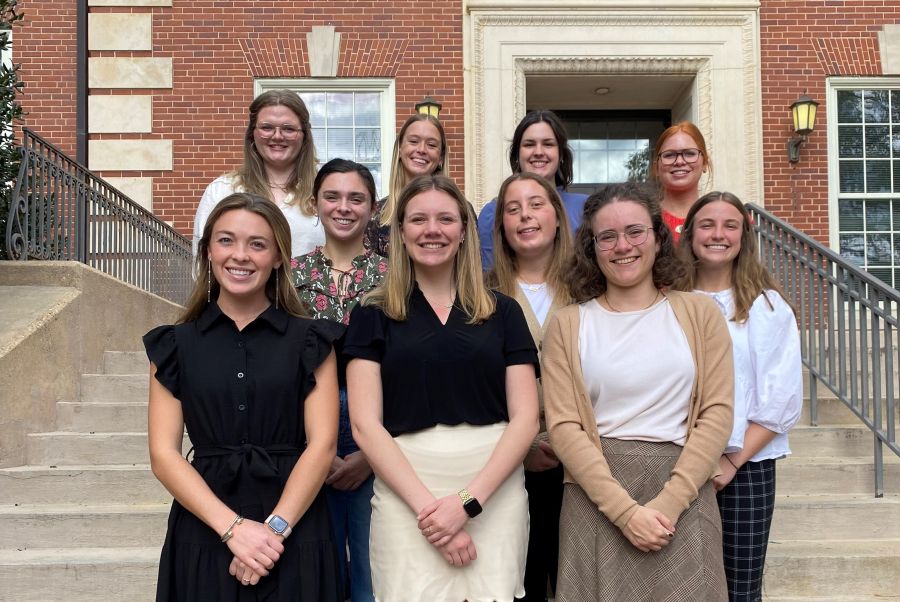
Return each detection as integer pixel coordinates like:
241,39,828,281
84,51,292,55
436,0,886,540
0,351,898,601
0,351,167,601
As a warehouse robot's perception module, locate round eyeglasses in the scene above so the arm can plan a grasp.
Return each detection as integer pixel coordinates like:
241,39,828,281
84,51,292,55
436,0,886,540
593,225,654,250
657,148,703,165
255,123,302,139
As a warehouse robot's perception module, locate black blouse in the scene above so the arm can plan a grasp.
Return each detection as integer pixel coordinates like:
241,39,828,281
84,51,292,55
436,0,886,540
343,287,538,437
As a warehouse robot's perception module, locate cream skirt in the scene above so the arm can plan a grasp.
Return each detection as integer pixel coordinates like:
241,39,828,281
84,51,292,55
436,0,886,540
370,422,528,602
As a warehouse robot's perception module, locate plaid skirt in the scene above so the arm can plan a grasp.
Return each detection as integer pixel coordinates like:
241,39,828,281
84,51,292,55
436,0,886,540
557,438,727,602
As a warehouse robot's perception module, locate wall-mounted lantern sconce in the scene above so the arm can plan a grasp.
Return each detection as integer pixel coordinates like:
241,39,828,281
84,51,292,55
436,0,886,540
787,93,819,163
415,95,442,118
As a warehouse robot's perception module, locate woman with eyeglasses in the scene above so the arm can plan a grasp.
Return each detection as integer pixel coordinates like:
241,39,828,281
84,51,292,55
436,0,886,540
542,182,733,601
292,159,388,602
478,110,587,270
193,90,325,260
676,192,802,602
651,121,712,242
365,113,450,257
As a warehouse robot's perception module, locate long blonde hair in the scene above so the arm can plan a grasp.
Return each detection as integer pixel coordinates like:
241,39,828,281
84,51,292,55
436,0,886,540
486,172,573,306
182,193,306,323
381,114,449,227
235,90,318,216
365,175,495,323
676,191,792,323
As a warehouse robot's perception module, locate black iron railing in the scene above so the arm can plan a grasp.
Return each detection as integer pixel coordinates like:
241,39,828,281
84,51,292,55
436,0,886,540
748,203,899,497
5,129,192,305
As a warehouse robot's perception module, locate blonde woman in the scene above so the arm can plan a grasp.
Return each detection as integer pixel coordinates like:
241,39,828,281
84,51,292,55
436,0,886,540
193,90,324,259
346,174,539,600
486,171,573,601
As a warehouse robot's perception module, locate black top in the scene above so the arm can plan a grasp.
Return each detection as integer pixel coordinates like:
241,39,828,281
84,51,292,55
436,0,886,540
343,287,538,437
142,303,343,601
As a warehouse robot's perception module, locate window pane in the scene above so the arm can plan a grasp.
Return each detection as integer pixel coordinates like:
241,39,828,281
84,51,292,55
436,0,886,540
839,233,865,266
579,139,607,151
311,127,325,158
839,126,863,158
893,130,900,156
865,125,890,158
864,90,889,123
866,233,892,265
326,128,353,161
301,92,327,127
578,150,607,183
326,93,353,126
355,128,381,162
354,93,380,126
608,150,632,183
838,90,862,123
895,160,900,192
866,160,891,193
892,90,900,124
868,268,893,287
865,200,891,230
839,199,864,230
839,161,864,193
608,139,637,151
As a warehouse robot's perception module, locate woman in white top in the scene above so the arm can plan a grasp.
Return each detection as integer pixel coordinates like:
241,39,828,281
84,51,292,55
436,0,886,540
193,90,325,259
485,171,574,601
676,191,802,602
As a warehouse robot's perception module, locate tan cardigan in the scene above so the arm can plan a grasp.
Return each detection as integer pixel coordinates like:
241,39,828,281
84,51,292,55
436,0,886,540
542,290,734,529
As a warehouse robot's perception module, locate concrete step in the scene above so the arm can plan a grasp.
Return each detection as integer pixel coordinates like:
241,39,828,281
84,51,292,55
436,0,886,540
81,374,148,404
25,432,190,466
0,465,170,505
0,504,169,549
103,351,148,375
771,494,900,540
788,425,877,457
798,396,859,426
56,401,147,432
0,546,158,601
763,539,900,598
776,455,900,495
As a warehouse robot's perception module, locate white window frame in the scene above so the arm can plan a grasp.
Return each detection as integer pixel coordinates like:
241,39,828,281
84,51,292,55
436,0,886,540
827,76,900,255
255,78,395,197
1,29,10,69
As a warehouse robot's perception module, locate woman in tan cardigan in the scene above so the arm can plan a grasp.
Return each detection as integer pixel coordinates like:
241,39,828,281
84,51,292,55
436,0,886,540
485,172,574,601
542,182,733,602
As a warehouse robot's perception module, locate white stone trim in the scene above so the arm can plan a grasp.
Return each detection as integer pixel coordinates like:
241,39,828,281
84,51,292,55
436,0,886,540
88,0,171,5
88,13,152,51
88,95,153,133
104,177,154,211
88,139,173,171
88,57,173,89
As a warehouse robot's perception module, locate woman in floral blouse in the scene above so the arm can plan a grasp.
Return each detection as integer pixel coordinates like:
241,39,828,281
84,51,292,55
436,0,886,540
292,158,387,602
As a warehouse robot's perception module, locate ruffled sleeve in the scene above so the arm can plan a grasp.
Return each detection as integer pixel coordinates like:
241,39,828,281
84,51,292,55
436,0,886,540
746,290,803,433
301,319,346,398
142,325,180,399
342,302,386,363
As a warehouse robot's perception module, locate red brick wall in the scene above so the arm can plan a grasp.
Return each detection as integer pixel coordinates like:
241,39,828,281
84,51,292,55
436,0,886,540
759,0,900,244
16,1,464,235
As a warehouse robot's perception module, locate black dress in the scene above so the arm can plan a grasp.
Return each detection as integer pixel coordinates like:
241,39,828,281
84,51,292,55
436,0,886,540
143,303,343,602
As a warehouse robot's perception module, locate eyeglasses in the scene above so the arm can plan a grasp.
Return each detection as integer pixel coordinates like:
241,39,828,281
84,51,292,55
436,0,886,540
593,225,653,250
255,123,302,139
657,148,703,165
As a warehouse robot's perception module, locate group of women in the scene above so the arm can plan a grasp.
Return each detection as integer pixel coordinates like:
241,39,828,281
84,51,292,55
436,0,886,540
143,89,802,602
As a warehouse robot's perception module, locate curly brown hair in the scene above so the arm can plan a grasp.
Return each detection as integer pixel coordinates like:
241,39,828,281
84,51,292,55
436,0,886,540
568,182,685,303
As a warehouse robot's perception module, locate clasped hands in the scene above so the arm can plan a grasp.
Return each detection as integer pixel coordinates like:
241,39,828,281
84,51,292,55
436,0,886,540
621,506,676,553
417,495,477,567
224,519,285,586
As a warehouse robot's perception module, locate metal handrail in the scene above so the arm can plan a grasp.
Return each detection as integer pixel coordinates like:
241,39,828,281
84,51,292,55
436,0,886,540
747,203,899,497
5,128,192,305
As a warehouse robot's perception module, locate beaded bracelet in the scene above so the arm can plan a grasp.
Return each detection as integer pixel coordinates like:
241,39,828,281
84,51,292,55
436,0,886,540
220,515,244,543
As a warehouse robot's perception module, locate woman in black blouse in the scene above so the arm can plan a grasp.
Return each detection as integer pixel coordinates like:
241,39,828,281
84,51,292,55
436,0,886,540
345,174,540,601
144,193,342,601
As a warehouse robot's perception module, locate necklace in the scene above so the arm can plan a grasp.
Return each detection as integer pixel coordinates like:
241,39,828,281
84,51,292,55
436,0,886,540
423,290,455,309
603,290,661,313
518,278,547,292
229,305,269,327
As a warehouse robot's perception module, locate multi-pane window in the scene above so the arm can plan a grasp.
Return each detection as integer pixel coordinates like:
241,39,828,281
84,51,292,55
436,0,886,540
833,86,900,288
255,79,395,198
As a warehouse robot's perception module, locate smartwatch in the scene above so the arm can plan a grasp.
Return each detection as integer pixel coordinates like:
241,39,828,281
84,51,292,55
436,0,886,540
264,514,293,539
457,488,483,518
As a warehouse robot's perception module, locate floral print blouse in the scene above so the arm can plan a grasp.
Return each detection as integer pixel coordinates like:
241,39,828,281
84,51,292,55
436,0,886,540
291,246,388,325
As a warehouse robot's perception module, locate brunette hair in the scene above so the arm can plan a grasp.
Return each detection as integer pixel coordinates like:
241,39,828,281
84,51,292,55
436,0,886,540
364,174,495,323
181,193,305,323
650,120,712,183
486,172,573,306
234,90,318,216
382,114,450,226
312,158,378,210
568,182,685,303
509,110,574,189
676,191,792,323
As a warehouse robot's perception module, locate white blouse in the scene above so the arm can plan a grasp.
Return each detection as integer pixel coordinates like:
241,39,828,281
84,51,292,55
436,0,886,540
192,174,325,260
696,289,802,462
579,297,694,445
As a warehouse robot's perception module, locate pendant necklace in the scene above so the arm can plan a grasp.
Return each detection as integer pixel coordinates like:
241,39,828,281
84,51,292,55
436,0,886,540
604,290,661,313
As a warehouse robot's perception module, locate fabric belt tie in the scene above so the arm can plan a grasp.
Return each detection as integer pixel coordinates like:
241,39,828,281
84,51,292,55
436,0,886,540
189,443,304,493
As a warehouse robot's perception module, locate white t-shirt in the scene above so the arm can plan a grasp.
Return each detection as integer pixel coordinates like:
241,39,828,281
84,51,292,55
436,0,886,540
193,174,325,260
579,297,695,445
695,288,802,461
518,281,553,326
